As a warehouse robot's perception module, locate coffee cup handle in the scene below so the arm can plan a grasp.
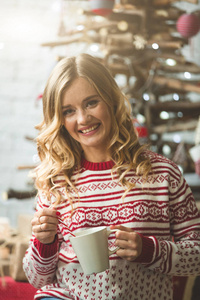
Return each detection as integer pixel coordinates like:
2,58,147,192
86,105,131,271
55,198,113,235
107,229,120,256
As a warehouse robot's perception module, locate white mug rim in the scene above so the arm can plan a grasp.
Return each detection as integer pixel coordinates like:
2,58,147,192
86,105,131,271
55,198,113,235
69,226,107,239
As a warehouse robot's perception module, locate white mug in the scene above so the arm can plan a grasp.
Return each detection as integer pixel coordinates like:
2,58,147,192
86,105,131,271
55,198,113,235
69,226,119,274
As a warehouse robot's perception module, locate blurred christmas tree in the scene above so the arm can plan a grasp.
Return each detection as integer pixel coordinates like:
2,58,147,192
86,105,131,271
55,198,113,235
41,0,200,173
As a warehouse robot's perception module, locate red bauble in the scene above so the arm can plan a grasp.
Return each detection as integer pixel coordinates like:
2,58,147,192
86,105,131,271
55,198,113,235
89,0,115,16
176,13,200,38
132,119,148,138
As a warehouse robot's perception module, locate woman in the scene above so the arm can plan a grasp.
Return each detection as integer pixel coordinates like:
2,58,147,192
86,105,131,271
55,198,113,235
23,53,200,300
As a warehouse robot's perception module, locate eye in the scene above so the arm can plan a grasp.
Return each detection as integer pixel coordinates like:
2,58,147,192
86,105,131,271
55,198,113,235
86,99,99,108
63,108,75,117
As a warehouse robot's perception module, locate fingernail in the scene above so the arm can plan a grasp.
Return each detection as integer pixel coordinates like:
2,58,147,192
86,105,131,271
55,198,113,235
56,211,61,216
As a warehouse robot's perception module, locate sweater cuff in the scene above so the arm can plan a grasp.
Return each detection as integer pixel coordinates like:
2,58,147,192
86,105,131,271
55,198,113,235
33,235,58,258
134,234,154,264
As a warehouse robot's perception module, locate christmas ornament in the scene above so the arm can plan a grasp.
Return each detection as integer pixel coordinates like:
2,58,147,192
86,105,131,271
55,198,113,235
176,13,200,38
36,93,43,101
132,119,148,144
89,0,115,16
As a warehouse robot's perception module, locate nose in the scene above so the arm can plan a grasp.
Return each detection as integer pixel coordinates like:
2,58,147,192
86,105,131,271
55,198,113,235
77,109,90,124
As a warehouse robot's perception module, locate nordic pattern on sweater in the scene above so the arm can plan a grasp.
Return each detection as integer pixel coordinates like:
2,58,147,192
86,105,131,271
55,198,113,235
23,151,200,300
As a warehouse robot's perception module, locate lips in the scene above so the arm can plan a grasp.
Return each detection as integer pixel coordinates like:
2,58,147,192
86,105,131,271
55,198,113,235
79,124,100,134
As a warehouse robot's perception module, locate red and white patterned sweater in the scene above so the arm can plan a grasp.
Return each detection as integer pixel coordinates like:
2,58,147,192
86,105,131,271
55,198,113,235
23,151,200,300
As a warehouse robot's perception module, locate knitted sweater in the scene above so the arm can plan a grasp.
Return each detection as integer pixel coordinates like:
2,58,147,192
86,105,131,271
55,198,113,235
23,151,200,300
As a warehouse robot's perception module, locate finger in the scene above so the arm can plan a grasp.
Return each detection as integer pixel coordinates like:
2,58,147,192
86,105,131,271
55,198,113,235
31,214,40,227
110,225,133,232
32,215,44,226
39,215,59,226
37,208,58,219
31,209,59,229
115,235,138,249
115,248,139,261
115,238,131,249
40,222,58,232
33,222,58,233
115,230,138,241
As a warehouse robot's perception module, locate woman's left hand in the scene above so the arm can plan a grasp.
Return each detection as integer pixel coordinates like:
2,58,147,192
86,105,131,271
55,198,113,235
110,225,142,261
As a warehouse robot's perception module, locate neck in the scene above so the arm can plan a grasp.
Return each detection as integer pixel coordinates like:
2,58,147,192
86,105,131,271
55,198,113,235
83,149,111,163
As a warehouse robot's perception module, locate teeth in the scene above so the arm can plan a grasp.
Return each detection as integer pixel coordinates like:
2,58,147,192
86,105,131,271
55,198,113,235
81,125,98,134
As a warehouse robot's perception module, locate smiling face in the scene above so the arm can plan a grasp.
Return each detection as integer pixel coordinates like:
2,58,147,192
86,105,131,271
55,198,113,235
62,77,112,162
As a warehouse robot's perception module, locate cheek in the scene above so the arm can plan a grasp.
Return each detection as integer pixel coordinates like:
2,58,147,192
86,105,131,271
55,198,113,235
63,119,75,135
102,109,112,129
98,103,111,120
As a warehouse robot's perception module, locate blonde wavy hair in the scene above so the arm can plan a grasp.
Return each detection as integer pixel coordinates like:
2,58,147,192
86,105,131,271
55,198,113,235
35,53,151,211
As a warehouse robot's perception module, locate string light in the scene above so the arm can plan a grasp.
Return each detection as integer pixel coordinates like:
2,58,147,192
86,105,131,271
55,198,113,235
177,111,183,118
165,58,176,66
137,114,146,124
173,93,180,101
152,43,159,50
118,21,129,31
160,111,169,120
143,93,150,101
184,72,191,79
76,25,84,31
89,44,100,52
173,134,181,143
162,144,171,156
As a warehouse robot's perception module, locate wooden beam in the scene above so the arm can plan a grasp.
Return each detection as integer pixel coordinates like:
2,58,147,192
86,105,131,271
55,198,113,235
147,40,184,49
147,101,200,112
152,119,198,133
153,76,200,93
156,61,200,74
153,0,198,5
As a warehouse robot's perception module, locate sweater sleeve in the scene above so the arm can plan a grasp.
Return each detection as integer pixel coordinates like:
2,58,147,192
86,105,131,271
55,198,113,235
22,192,60,289
23,234,59,289
137,167,200,276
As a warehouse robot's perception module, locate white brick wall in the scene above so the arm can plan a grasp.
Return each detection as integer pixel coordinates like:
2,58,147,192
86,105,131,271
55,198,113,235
0,2,51,196
0,0,91,227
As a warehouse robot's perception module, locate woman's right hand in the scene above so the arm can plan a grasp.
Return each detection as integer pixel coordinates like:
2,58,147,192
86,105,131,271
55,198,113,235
31,208,59,244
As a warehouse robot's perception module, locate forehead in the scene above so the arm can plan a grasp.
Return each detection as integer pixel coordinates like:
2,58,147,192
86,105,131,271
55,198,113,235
62,77,97,105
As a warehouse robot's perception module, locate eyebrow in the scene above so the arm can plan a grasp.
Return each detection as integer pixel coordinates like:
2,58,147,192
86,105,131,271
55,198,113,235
62,94,99,110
